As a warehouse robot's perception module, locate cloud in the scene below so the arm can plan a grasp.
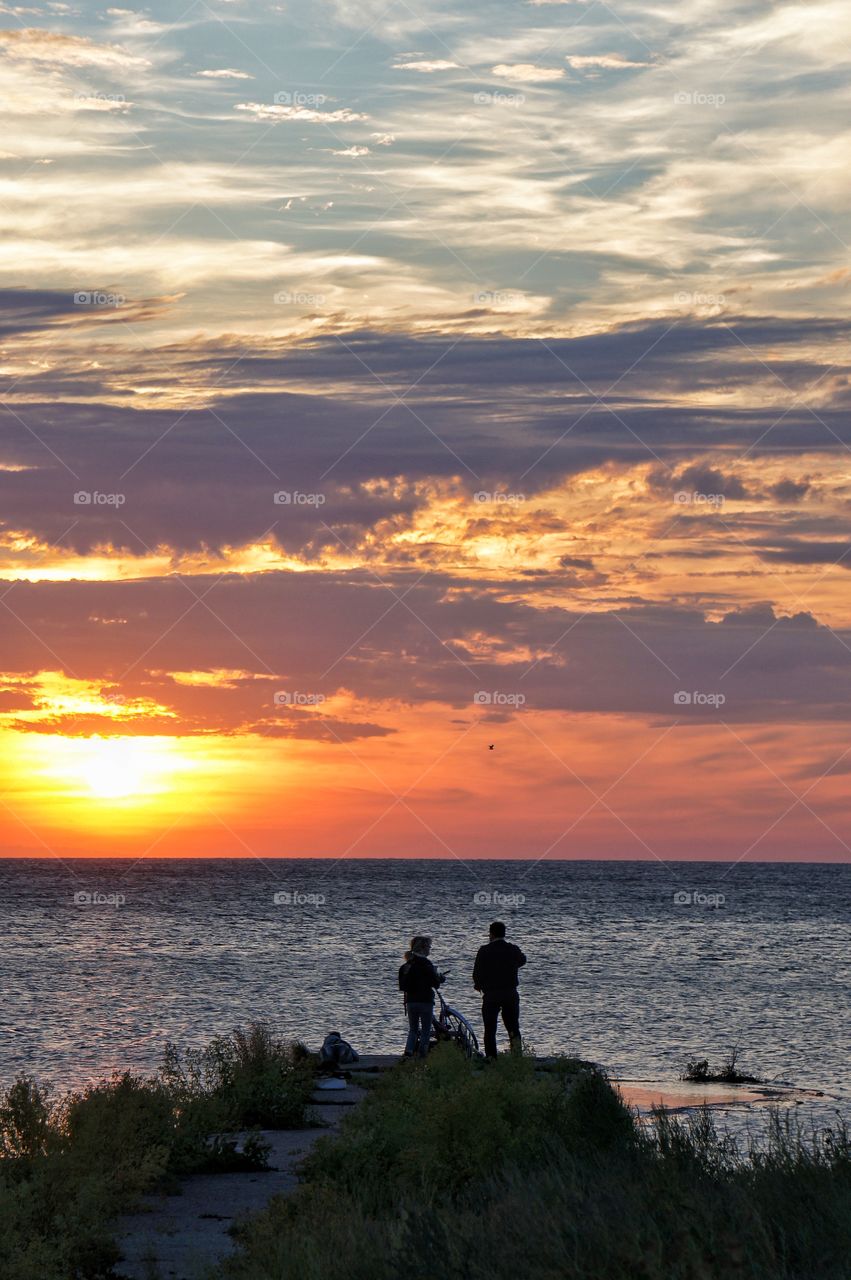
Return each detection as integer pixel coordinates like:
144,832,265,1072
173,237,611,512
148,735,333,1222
195,68,254,80
393,58,460,72
0,0,848,861
770,478,811,503
651,464,751,501
753,540,851,568
234,102,368,123
0,577,848,731
72,94,132,111
490,62,565,82
0,27,150,68
565,53,651,69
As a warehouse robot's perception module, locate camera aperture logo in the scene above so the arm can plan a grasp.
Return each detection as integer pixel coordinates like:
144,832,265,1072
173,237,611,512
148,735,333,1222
673,890,726,909
273,890,326,906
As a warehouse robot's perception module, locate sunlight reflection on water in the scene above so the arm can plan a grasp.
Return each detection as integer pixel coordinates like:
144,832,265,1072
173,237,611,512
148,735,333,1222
0,858,848,1129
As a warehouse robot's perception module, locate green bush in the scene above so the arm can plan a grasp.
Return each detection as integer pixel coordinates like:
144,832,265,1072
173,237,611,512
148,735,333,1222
159,1021,315,1134
220,1047,851,1280
0,1076,56,1164
64,1073,174,1197
300,1046,630,1210
0,1023,316,1280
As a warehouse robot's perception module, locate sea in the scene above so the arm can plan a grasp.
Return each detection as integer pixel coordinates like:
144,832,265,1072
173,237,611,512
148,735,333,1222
1,858,848,1127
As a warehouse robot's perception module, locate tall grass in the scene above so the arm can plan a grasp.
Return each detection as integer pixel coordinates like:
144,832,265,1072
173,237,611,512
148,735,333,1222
160,1022,314,1136
221,1046,851,1280
0,1023,315,1280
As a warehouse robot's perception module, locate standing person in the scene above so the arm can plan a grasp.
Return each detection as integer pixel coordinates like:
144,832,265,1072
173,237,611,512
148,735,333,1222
398,935,445,1059
473,921,526,1058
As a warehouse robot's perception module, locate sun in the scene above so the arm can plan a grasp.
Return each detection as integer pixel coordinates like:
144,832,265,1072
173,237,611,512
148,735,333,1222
76,738,167,799
39,735,185,804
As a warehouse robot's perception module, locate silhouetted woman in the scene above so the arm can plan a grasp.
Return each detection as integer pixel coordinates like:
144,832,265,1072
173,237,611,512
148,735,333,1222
398,935,444,1058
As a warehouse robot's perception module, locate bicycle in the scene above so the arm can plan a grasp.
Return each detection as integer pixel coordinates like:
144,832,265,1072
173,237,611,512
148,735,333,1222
431,988,480,1058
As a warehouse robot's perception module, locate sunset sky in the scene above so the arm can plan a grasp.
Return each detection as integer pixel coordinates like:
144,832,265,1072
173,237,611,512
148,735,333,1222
1,0,850,862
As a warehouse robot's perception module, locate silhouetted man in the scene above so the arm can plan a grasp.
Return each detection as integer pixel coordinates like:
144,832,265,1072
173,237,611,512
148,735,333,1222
473,920,526,1058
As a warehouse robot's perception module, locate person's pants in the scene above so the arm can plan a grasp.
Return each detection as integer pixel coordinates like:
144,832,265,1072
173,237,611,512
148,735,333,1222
405,1001,434,1057
481,988,521,1058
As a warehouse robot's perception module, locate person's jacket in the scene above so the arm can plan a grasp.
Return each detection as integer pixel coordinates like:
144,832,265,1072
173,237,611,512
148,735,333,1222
398,952,442,1003
473,938,526,992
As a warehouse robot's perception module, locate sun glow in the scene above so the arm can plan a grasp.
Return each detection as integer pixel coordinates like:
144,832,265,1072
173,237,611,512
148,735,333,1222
76,738,171,799
40,735,189,803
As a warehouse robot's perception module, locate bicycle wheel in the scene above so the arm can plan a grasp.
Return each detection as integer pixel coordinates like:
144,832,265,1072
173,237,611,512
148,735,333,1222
438,1002,480,1058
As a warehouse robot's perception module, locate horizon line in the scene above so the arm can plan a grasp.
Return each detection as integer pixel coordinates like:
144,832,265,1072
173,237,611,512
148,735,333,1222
1,854,849,866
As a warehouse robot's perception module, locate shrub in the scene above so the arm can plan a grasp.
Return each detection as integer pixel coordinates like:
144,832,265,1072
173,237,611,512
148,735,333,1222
159,1021,315,1134
0,1023,316,1280
300,1045,610,1209
0,1076,56,1165
220,1048,851,1280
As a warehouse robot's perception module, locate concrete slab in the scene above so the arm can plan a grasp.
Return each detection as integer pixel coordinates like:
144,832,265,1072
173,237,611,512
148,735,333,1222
114,1087,366,1280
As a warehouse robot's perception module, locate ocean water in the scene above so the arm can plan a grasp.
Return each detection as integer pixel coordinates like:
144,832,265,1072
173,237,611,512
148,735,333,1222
0,858,848,1117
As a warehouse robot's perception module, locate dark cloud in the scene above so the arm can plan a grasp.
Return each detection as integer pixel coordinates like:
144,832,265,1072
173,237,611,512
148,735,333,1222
247,716,393,742
676,465,750,500
0,288,83,337
0,573,848,729
0,287,174,340
2,306,850,744
2,314,850,560
558,555,596,570
770,478,812,503
754,540,851,567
